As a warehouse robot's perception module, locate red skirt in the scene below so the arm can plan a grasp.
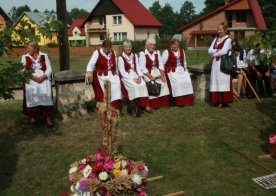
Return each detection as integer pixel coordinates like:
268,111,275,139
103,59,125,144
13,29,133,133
174,94,194,106
149,96,169,109
210,80,233,104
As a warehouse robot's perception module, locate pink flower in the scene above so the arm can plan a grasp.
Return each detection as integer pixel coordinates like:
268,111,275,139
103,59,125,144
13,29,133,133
104,156,114,172
96,149,104,162
269,134,276,144
88,172,97,179
138,192,147,196
68,173,75,182
79,163,86,171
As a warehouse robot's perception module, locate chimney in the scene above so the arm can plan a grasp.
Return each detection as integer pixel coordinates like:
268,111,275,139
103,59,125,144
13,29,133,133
225,0,230,4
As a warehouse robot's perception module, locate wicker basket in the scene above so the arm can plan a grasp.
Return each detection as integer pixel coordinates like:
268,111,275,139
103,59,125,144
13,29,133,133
268,143,276,158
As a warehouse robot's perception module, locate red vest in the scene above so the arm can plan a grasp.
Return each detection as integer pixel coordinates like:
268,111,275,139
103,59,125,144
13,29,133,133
120,53,137,73
145,53,159,74
95,50,116,76
25,55,46,71
165,48,185,72
213,36,229,61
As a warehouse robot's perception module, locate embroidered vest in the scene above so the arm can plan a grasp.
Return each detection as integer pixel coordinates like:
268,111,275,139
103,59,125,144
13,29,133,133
213,37,229,61
165,48,185,72
25,55,46,71
145,53,159,74
95,50,116,76
121,53,137,73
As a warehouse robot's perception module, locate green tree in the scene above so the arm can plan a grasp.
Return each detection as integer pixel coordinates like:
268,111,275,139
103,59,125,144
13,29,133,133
9,5,31,22
200,0,225,15
149,1,162,20
179,1,196,25
159,3,177,37
69,8,89,20
0,28,32,100
258,0,276,28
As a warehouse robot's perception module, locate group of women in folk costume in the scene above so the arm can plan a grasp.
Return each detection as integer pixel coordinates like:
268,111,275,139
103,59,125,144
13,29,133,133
86,39,194,117
21,23,237,125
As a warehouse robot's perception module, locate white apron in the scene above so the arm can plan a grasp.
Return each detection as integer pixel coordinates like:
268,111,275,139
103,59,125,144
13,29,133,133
121,69,148,100
25,69,53,107
167,66,193,97
210,58,230,92
98,71,121,101
143,67,170,99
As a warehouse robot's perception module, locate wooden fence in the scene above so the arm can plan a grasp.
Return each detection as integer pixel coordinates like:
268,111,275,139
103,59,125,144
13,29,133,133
9,46,123,57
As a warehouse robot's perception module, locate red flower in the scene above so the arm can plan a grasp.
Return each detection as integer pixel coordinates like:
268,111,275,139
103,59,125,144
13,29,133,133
138,165,145,171
59,193,69,196
85,156,92,164
92,164,104,173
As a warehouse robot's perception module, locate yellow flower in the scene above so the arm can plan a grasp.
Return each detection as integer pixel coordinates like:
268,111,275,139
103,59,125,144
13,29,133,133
113,169,121,176
115,161,121,170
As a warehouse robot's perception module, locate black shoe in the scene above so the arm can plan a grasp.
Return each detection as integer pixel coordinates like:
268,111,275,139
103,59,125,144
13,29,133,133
221,103,229,108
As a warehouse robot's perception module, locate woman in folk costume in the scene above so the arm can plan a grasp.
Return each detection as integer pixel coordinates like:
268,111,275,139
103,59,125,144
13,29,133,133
208,23,233,107
118,40,151,116
162,38,194,106
21,41,54,126
139,38,170,109
86,40,121,109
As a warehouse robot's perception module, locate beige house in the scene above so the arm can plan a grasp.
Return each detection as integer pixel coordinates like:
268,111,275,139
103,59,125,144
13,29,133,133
176,0,267,49
82,0,162,46
0,7,11,32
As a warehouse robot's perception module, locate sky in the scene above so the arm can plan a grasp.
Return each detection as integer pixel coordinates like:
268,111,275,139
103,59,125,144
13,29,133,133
0,0,206,15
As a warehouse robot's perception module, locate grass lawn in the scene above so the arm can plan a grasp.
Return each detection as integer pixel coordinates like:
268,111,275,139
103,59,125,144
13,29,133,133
0,98,276,195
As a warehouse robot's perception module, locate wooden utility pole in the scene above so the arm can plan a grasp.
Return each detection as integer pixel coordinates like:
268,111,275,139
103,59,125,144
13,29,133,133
56,0,70,70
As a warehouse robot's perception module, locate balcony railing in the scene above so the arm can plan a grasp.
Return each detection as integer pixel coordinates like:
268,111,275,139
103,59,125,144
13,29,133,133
87,24,106,32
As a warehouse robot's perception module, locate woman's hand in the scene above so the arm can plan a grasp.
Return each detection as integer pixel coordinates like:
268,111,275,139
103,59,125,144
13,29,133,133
86,72,93,80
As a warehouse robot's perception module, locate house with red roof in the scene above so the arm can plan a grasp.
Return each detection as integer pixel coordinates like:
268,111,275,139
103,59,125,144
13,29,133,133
68,19,86,46
176,0,267,49
82,0,162,46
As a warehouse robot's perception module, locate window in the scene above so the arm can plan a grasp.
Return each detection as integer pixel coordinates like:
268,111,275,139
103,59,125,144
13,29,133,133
113,16,122,25
74,31,78,36
100,32,106,41
234,31,245,40
236,12,247,22
99,17,106,26
113,32,127,41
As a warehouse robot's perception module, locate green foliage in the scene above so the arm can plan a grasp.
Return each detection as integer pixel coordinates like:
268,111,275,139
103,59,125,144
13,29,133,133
179,1,196,25
200,0,225,14
243,31,276,67
9,5,31,22
69,8,89,21
0,29,13,57
258,0,276,28
202,35,214,46
0,62,33,100
12,19,40,46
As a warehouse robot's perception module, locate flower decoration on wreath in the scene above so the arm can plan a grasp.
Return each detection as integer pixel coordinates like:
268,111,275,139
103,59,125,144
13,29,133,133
68,149,149,196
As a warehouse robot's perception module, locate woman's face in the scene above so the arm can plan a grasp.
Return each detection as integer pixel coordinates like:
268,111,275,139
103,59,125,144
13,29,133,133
123,45,132,54
27,44,36,56
147,43,156,53
217,25,226,38
102,47,111,55
171,41,179,51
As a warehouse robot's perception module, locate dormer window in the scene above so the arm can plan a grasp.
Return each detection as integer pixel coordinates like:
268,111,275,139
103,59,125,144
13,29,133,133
236,12,247,22
113,16,122,25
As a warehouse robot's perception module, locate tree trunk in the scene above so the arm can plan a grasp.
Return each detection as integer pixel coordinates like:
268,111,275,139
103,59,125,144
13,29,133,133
56,0,70,70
